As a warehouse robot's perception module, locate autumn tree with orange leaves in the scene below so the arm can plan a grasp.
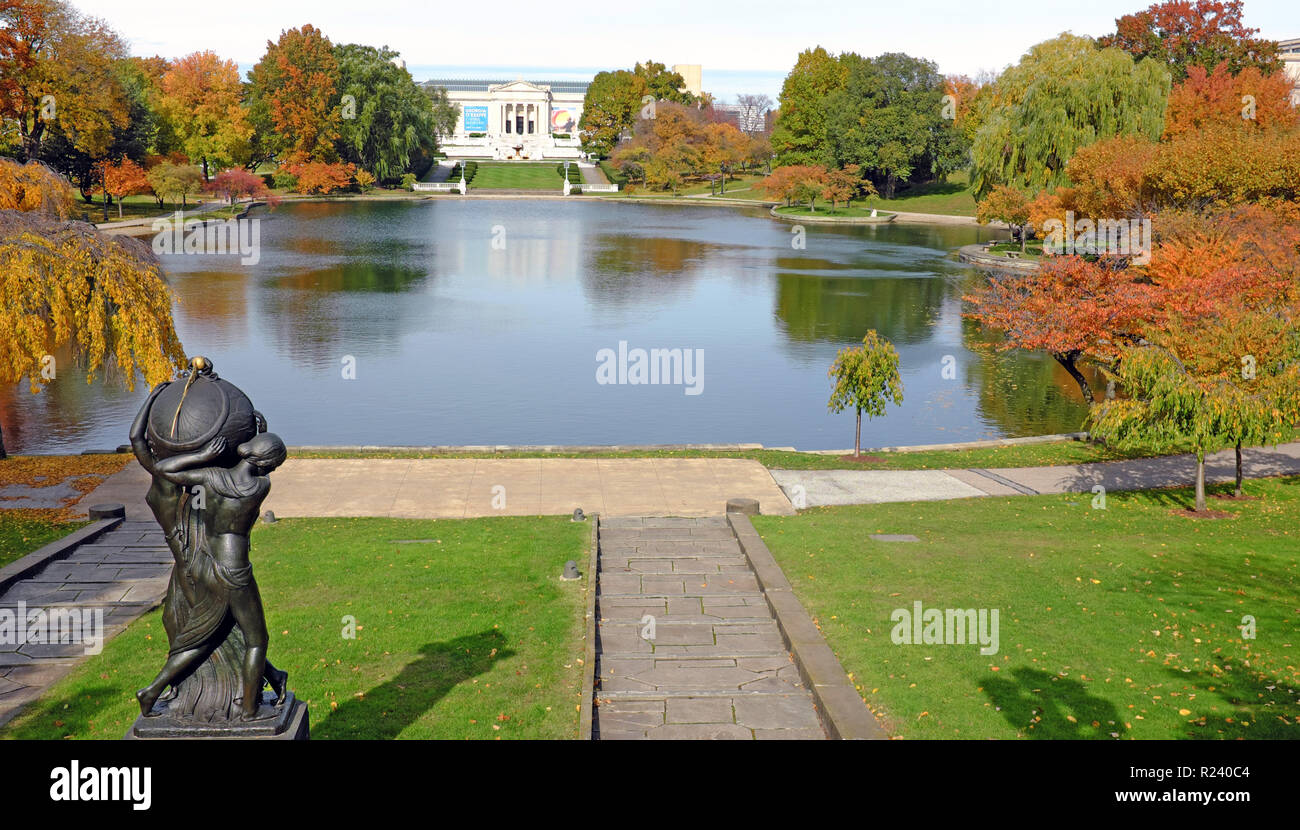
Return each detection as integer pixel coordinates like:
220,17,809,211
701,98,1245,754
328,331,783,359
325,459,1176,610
156,50,254,180
0,0,130,161
1089,206,1300,508
969,203,1300,510
247,24,342,169
1100,0,1282,81
96,157,151,219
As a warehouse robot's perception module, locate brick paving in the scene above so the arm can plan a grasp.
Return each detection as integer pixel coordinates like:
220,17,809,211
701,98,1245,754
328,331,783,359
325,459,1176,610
592,517,825,739
0,521,172,727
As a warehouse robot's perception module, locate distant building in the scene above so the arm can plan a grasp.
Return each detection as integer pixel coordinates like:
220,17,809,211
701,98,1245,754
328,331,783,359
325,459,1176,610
710,103,769,134
422,78,588,160
672,64,703,98
1280,38,1300,106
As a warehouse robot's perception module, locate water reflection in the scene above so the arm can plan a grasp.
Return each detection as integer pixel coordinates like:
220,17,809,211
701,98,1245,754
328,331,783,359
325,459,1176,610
4,200,1092,453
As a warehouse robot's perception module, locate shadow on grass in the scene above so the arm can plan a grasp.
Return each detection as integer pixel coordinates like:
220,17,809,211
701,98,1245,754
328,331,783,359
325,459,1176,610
314,628,513,740
2,683,122,739
1057,447,1300,511
1164,665,1300,740
982,667,1127,739
890,178,969,198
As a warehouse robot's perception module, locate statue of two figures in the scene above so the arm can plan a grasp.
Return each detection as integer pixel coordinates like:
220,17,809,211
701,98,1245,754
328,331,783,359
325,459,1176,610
127,356,306,738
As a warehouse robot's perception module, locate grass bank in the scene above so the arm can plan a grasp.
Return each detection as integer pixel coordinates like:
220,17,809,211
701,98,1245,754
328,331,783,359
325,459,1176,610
0,514,83,569
0,454,128,566
287,438,1211,471
0,515,590,740
754,477,1300,739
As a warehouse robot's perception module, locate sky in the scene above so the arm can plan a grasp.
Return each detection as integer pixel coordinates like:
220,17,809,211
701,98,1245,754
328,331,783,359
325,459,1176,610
73,0,1300,101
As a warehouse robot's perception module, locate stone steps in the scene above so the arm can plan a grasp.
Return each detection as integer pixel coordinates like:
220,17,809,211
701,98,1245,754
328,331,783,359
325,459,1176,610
591,517,826,740
0,522,172,726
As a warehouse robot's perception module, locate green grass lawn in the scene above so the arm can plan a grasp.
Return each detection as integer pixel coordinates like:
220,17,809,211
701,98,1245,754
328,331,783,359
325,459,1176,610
754,477,1300,739
988,240,1044,259
0,516,590,740
773,204,896,218
0,514,82,569
470,162,566,190
290,436,1255,471
862,170,976,217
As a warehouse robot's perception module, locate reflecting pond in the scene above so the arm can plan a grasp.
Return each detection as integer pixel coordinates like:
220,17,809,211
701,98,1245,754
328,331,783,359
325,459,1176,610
4,199,1092,453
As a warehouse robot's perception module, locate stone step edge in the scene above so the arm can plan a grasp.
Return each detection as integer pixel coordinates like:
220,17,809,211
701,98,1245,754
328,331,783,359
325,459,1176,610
726,512,888,741
594,690,816,700
598,653,795,661
0,517,125,595
597,592,766,600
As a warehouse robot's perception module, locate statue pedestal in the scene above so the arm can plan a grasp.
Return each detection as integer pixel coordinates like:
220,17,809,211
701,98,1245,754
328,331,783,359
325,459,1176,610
125,691,309,740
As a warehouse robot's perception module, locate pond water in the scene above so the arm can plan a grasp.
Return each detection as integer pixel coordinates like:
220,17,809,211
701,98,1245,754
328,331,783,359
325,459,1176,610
3,199,1092,453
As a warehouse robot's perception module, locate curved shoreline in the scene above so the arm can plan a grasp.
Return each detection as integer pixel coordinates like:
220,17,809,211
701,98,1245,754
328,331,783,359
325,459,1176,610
957,243,1042,272
98,189,982,229
768,205,897,224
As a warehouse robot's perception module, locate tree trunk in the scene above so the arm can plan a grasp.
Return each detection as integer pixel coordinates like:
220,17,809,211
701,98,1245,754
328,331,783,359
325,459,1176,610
20,120,44,162
117,198,124,220
1052,351,1093,403
855,409,862,457
0,422,7,460
1020,226,1027,253
202,157,210,182
1235,441,1243,497
1195,453,1206,511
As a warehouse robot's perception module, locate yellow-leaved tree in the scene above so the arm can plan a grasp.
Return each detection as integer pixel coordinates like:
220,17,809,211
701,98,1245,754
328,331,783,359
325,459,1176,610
0,158,186,458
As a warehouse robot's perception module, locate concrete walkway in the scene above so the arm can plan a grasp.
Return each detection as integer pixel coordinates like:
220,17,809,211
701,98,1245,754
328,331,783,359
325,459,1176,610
423,160,455,183
577,161,607,185
0,521,171,728
77,457,796,521
772,442,1300,507
592,517,824,739
73,440,1300,523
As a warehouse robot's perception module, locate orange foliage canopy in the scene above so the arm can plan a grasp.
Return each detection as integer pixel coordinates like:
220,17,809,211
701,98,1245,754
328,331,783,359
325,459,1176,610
96,157,152,218
1164,62,1299,138
282,160,356,194
966,203,1300,403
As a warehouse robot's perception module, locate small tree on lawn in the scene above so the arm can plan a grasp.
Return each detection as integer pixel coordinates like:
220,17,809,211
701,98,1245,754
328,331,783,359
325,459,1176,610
147,163,204,210
794,177,824,212
976,184,1032,252
209,168,274,205
1090,311,1300,512
828,330,904,457
97,158,152,220
824,164,873,211
822,168,852,211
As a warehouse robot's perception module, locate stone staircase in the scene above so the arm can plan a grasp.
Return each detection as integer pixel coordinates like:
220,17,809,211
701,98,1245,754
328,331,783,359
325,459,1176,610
592,516,825,739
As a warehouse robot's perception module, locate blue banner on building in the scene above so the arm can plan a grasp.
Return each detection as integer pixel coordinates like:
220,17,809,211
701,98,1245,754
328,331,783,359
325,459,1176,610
463,106,488,132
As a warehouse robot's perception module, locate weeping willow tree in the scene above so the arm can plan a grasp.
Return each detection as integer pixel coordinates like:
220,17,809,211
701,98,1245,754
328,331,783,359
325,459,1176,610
971,33,1170,199
0,158,186,458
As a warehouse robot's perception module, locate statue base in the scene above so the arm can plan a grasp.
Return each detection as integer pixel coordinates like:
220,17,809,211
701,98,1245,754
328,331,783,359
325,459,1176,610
125,691,309,740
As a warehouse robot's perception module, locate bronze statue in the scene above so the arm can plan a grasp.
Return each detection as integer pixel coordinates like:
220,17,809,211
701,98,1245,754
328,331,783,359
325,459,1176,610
128,357,303,736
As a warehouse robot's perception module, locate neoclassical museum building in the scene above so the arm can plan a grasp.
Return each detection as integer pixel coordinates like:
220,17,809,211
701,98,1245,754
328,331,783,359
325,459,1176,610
422,78,589,160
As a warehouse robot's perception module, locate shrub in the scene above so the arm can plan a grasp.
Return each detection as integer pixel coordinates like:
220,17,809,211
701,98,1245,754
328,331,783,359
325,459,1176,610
400,173,417,191
272,171,298,190
282,161,357,195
